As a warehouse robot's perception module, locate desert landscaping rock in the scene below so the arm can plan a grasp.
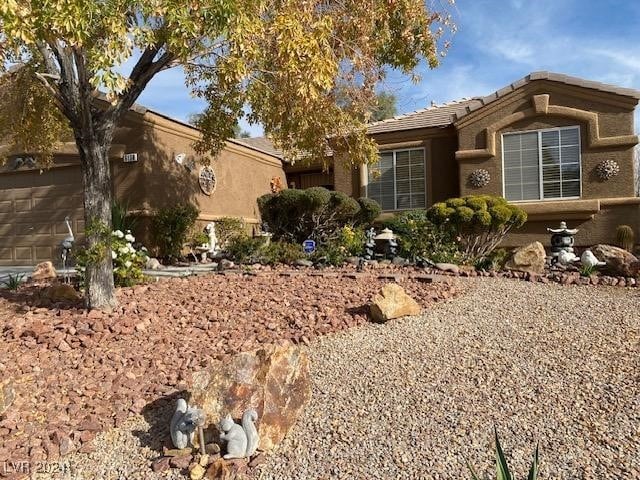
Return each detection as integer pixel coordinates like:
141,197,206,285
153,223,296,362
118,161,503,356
0,379,15,416
505,241,546,274
19,276,639,479
190,341,311,452
0,271,455,470
592,244,640,277
369,283,421,322
31,261,57,282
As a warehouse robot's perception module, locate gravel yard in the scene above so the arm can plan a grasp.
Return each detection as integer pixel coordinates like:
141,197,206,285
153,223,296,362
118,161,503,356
255,278,639,480
3,275,639,479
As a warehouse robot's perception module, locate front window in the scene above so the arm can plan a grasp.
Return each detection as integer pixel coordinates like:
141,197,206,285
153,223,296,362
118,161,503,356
502,126,581,201
366,148,426,210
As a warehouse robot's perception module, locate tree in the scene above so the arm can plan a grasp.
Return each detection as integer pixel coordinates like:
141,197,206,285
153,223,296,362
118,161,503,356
187,113,250,138
0,0,454,309
371,92,398,122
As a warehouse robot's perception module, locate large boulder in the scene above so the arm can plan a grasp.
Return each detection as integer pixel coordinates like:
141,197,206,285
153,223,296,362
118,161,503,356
369,283,421,323
32,261,57,282
592,244,640,277
189,341,310,452
1,378,15,416
505,241,546,274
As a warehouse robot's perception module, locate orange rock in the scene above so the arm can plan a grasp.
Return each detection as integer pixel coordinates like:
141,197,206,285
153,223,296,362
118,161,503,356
32,261,57,282
369,283,421,323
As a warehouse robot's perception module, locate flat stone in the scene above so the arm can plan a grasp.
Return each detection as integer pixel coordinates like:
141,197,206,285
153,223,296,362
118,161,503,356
152,456,171,473
434,263,459,274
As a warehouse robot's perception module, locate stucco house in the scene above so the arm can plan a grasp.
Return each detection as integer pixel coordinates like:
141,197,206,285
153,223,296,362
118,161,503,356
0,105,285,266
279,71,640,247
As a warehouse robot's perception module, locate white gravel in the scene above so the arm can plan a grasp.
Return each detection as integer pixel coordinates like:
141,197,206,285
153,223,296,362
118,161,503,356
255,278,640,480
46,277,639,479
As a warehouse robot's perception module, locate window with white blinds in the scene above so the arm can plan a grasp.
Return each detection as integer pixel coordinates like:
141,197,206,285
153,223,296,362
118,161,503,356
503,126,581,201
366,148,426,210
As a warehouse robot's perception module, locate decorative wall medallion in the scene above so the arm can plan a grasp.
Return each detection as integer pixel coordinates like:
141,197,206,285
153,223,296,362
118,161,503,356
595,159,620,180
199,166,217,195
270,176,284,193
469,168,491,188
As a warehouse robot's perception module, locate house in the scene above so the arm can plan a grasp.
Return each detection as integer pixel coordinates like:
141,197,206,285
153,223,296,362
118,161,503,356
279,71,640,247
0,105,286,266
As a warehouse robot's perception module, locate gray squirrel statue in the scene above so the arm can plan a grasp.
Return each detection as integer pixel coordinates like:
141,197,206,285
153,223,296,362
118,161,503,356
219,409,259,459
170,399,204,449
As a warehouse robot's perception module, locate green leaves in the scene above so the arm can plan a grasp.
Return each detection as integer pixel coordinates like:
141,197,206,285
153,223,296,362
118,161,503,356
466,428,540,480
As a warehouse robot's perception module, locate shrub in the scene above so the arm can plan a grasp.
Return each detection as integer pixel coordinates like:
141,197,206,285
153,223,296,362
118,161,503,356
226,235,305,265
257,187,379,244
615,224,635,252
579,264,596,277
427,195,527,263
467,428,539,480
215,217,246,246
474,248,510,271
356,197,382,225
226,234,264,264
76,228,148,287
384,209,460,263
151,203,199,260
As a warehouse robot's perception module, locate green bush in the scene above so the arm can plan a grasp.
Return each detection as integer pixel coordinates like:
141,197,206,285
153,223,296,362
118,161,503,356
151,203,199,260
1,273,24,290
226,235,305,265
384,209,461,263
474,248,510,271
427,195,527,264
257,187,379,244
215,217,246,246
111,200,138,233
356,197,382,225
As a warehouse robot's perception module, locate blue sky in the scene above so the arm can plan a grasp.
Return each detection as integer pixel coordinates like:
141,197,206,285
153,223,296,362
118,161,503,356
134,0,640,136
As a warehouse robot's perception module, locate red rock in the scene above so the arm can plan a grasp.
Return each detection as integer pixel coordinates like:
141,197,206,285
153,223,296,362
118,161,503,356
152,456,171,473
169,454,193,469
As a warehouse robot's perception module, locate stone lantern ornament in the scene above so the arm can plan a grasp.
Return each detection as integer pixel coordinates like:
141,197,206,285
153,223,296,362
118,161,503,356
375,228,398,258
595,159,620,180
469,168,491,188
547,221,579,264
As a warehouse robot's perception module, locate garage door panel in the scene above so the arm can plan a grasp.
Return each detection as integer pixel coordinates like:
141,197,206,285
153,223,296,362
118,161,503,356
0,166,84,265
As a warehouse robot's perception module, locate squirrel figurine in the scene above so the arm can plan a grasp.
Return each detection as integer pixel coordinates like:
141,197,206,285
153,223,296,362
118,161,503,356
170,399,204,449
219,409,259,459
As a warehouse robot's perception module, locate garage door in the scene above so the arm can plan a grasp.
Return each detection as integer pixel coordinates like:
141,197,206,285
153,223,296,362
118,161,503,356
0,165,84,266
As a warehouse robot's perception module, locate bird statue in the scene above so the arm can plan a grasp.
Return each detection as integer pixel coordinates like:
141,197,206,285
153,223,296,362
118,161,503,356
60,216,75,282
580,249,606,269
557,249,580,265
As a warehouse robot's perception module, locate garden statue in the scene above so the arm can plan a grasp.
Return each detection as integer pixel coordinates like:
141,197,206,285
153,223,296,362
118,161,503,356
364,227,376,260
219,409,259,459
375,228,398,259
547,221,578,263
557,249,580,265
581,250,606,269
170,399,205,449
60,216,75,283
205,222,219,254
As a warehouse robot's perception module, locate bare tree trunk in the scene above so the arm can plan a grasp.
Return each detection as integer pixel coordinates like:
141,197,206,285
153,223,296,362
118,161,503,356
77,127,117,310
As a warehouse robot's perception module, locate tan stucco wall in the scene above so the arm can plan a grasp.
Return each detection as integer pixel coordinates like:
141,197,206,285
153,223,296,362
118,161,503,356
454,80,639,247
0,110,285,264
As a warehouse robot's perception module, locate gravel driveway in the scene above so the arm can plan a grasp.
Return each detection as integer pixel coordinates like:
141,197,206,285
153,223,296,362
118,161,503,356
255,278,639,480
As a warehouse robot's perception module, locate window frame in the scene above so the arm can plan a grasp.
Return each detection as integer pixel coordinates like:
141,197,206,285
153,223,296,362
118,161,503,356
364,147,427,211
501,126,582,203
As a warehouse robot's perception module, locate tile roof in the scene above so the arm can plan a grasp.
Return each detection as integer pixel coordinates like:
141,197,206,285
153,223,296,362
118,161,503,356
229,137,283,159
366,98,483,134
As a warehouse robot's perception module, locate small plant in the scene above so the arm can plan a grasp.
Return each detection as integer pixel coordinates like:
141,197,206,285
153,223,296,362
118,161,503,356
615,225,635,252
111,200,138,233
579,264,596,277
475,248,511,271
467,428,539,480
1,273,24,290
225,234,264,264
151,203,199,260
189,229,210,248
76,226,148,288
427,195,527,264
260,241,305,265
215,217,246,246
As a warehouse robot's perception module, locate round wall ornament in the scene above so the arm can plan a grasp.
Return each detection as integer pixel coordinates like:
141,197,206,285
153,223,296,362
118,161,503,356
595,159,620,180
199,166,217,195
469,168,491,188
